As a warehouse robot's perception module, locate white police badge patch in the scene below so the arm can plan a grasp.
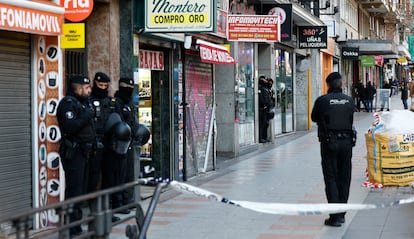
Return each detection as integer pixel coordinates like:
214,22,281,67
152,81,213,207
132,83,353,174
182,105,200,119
65,111,74,119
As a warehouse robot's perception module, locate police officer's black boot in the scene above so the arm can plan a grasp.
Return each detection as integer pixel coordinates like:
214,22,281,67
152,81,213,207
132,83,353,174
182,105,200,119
324,218,341,227
112,215,121,222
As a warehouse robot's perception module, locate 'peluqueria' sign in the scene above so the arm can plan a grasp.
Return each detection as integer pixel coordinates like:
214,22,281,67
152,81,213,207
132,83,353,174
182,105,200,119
145,0,214,32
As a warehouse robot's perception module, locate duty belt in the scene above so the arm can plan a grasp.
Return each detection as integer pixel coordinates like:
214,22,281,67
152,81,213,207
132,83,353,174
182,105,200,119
329,131,351,139
63,138,78,148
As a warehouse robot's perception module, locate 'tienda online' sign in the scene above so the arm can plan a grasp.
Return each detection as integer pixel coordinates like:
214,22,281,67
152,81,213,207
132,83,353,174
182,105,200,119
145,0,214,32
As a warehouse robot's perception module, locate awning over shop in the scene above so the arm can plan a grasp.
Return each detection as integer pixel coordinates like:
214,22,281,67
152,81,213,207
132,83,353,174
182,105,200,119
344,39,397,55
398,44,411,61
196,39,236,65
0,0,64,35
292,2,324,26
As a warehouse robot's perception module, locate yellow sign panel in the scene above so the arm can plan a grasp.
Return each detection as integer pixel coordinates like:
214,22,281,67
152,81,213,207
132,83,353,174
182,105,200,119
222,44,230,53
60,23,85,49
151,14,209,25
397,56,407,64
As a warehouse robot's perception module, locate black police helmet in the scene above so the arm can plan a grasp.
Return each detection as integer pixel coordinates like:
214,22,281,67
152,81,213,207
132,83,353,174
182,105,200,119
113,122,132,141
104,113,132,154
135,124,151,146
94,72,110,82
104,113,122,133
110,122,132,154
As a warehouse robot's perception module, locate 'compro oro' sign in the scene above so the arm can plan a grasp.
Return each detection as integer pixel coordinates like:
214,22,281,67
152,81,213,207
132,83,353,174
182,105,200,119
145,0,214,32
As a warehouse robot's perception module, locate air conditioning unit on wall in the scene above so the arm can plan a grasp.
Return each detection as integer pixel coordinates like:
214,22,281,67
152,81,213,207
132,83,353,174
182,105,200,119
335,23,347,42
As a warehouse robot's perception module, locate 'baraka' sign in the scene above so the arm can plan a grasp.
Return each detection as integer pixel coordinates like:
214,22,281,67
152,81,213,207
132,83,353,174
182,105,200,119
139,50,164,71
145,0,214,32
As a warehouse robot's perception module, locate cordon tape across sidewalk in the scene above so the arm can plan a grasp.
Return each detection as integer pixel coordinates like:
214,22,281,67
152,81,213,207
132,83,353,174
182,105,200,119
138,178,414,216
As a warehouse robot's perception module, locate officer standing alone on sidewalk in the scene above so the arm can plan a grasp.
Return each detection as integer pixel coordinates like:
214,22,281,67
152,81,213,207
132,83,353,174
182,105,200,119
258,76,272,143
311,72,356,227
57,75,96,236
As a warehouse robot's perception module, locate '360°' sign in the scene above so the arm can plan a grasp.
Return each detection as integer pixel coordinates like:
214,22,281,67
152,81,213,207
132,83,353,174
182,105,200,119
145,0,214,33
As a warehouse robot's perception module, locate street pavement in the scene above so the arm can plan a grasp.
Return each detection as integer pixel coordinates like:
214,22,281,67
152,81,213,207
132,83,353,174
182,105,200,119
111,93,414,239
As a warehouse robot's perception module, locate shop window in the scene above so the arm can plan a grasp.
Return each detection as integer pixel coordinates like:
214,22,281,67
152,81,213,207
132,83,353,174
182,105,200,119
236,42,255,146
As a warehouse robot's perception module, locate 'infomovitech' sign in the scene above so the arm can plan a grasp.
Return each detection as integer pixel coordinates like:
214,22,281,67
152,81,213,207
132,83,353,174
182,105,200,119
145,0,214,32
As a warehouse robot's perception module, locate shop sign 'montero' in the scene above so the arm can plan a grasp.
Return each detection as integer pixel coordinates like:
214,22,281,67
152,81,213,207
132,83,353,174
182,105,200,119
227,15,280,42
298,26,328,49
145,0,214,33
0,2,64,35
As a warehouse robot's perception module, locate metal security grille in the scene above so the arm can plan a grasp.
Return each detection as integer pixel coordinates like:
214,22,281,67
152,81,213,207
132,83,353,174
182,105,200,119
65,49,87,82
184,53,214,178
0,31,32,216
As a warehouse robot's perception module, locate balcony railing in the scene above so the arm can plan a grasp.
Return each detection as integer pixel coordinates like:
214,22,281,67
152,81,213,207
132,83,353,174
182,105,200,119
358,0,390,14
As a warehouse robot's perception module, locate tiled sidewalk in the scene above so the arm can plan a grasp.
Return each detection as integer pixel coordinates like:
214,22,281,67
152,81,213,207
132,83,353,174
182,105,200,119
111,93,414,239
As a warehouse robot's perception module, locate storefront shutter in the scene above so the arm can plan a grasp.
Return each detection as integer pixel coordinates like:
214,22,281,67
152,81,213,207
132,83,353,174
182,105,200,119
0,31,32,216
185,54,214,177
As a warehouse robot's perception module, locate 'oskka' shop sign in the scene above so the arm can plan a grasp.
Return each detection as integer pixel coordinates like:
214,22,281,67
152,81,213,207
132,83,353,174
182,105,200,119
341,47,359,60
298,26,328,49
145,0,214,33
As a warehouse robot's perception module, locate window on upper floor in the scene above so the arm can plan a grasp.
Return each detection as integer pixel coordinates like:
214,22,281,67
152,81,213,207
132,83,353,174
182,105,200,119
342,1,358,28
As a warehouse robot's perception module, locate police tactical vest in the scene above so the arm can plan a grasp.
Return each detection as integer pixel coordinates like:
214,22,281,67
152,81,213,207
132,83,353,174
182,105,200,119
91,96,117,137
321,93,354,131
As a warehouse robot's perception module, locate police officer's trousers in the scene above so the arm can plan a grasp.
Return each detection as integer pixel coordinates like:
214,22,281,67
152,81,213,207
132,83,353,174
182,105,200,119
88,148,103,193
320,137,352,220
259,109,269,141
101,147,127,208
61,147,88,235
122,148,134,205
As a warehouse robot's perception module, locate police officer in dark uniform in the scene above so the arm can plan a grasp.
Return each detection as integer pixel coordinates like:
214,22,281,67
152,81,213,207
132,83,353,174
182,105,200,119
101,78,137,216
258,75,272,143
57,75,96,236
114,78,141,208
311,72,356,227
89,72,113,193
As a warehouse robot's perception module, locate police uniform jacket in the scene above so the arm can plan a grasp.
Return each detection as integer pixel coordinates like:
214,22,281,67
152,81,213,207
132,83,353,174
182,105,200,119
57,92,96,144
311,88,355,141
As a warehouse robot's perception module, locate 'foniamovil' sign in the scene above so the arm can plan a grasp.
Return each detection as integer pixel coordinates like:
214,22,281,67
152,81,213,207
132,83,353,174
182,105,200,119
145,0,214,32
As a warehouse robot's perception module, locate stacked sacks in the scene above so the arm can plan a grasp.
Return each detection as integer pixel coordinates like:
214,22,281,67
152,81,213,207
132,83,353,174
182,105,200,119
365,110,414,186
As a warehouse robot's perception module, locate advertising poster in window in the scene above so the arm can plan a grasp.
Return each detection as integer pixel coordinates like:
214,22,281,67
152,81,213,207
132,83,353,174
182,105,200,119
34,35,63,228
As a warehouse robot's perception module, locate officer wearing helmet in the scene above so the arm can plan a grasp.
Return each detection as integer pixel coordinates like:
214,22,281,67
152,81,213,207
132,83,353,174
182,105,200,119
100,77,148,216
114,78,149,209
311,72,356,227
57,75,96,237
89,72,113,193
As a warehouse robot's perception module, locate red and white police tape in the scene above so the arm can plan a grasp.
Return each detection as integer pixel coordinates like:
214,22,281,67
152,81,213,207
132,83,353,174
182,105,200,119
362,168,384,189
